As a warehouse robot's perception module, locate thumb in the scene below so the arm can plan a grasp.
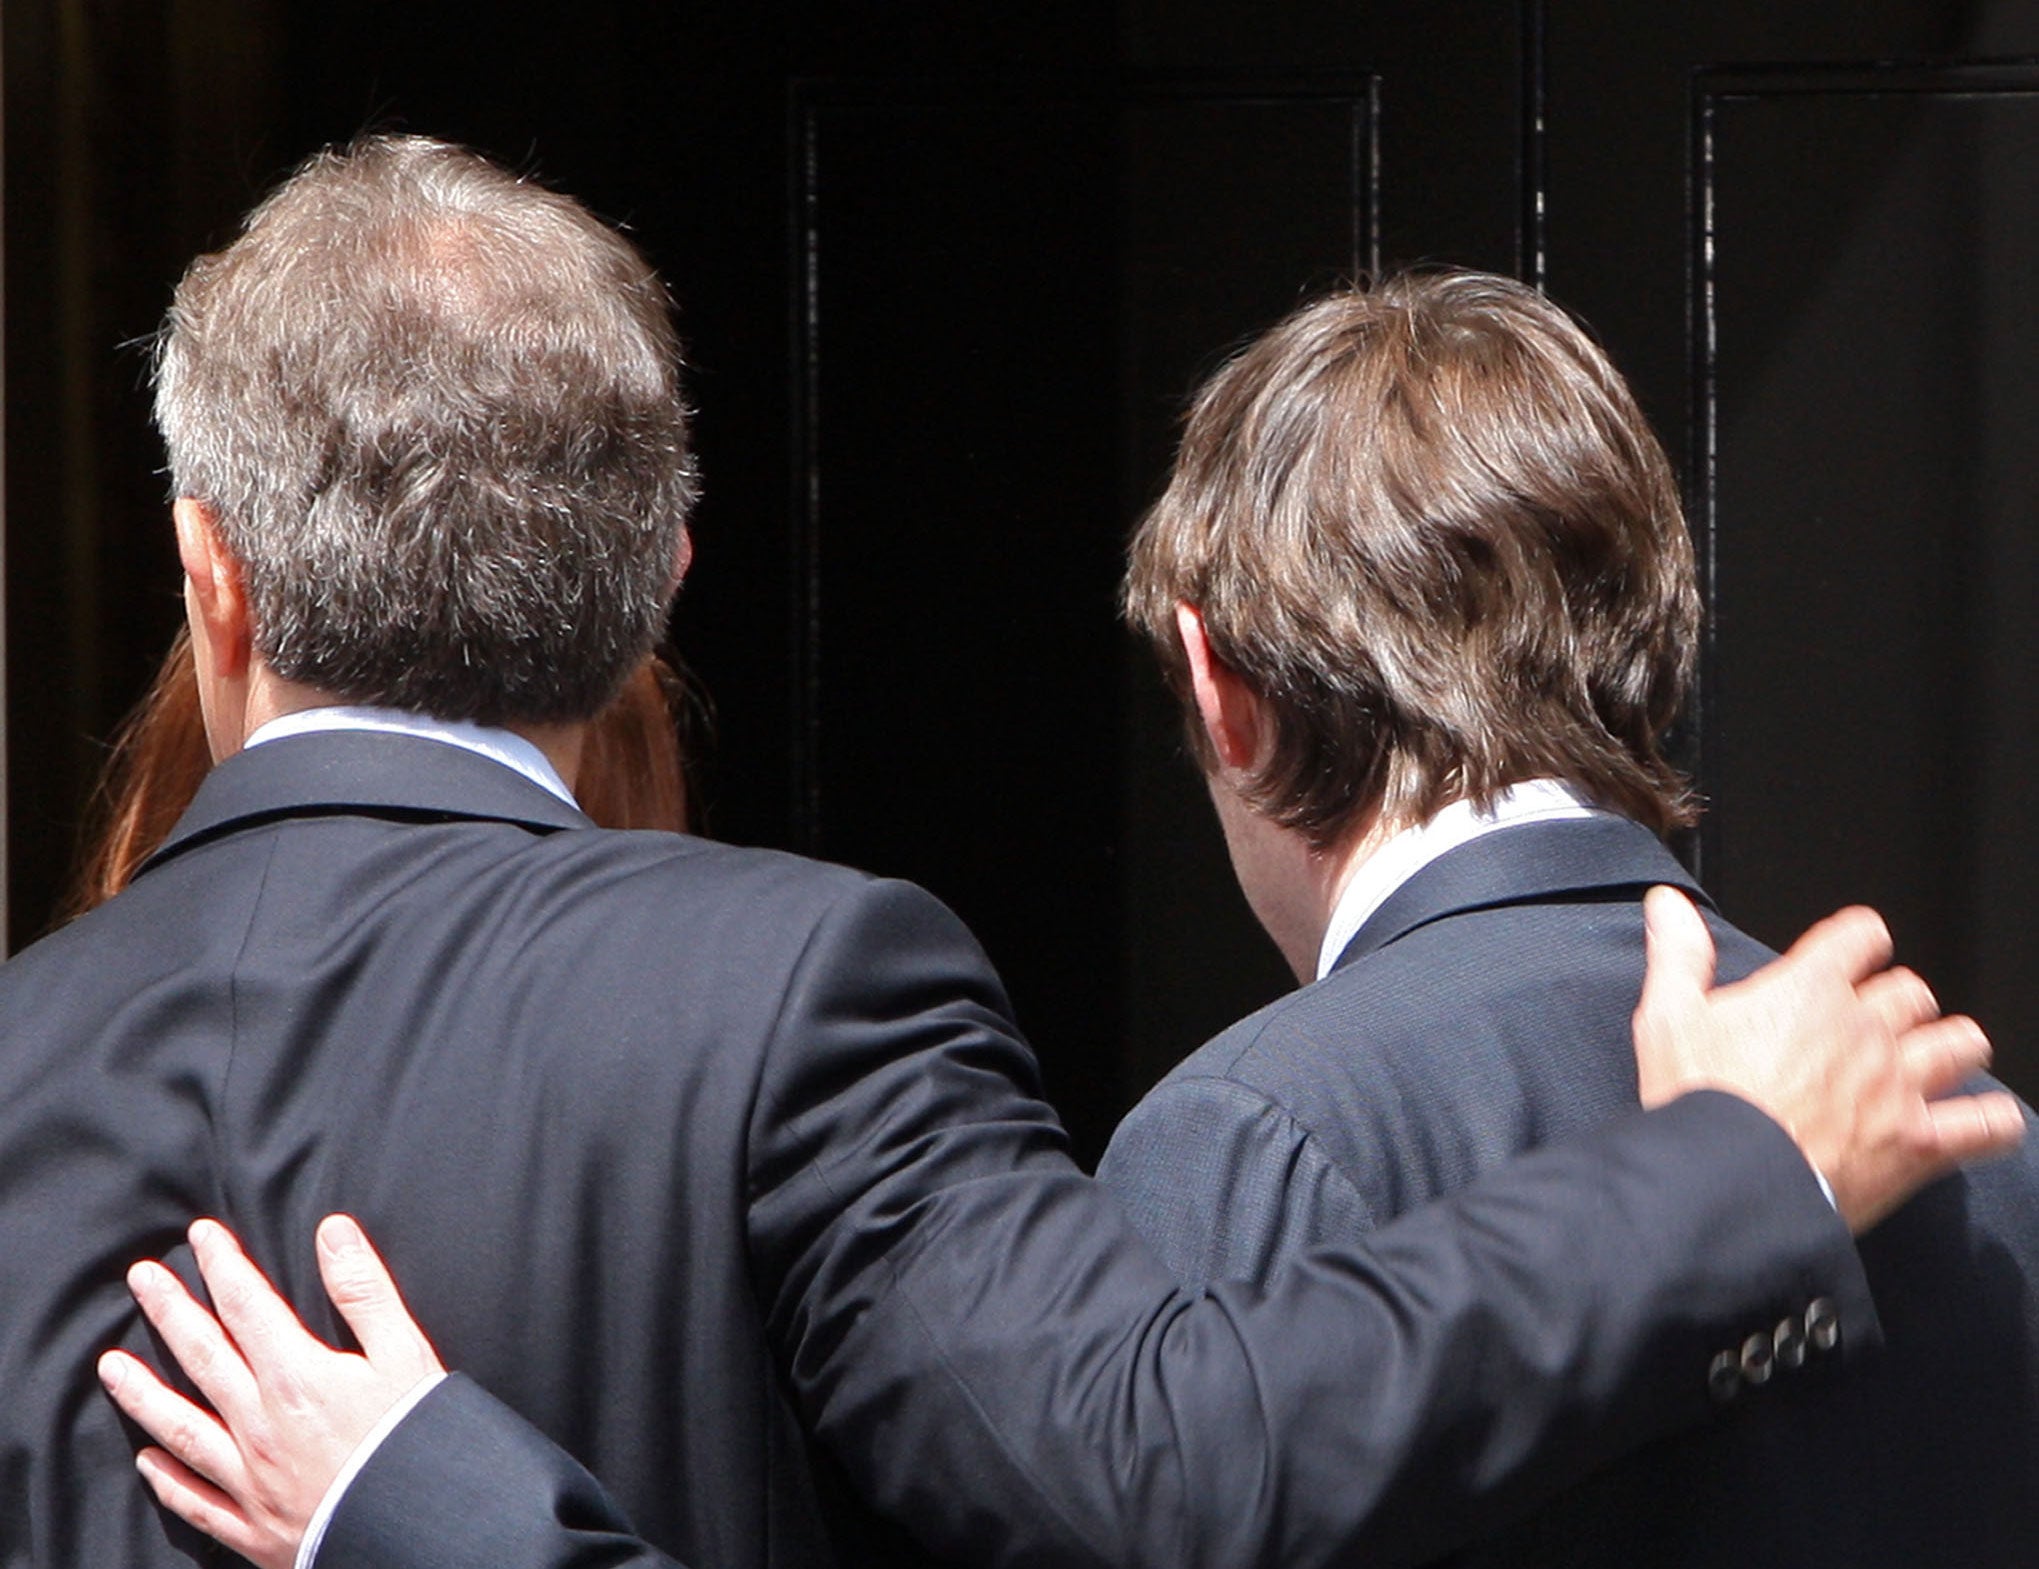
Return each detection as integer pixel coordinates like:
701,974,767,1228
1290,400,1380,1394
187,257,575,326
316,1214,443,1378
1639,885,1716,1015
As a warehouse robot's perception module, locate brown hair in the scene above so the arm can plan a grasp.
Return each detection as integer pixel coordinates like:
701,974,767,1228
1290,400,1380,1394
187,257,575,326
576,655,693,842
63,638,693,919
1124,269,1698,847
64,629,215,919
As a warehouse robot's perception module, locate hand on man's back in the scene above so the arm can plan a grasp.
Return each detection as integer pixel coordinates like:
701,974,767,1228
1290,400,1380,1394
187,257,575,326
1633,886,2022,1233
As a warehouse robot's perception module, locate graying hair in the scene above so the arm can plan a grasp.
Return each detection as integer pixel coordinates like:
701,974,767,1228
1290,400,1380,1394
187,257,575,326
153,135,697,724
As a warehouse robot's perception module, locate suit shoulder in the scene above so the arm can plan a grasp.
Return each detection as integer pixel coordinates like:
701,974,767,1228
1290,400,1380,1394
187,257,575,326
520,830,974,946
1144,946,1439,1106
1118,977,1409,1219
1137,900,1777,1225
542,828,871,899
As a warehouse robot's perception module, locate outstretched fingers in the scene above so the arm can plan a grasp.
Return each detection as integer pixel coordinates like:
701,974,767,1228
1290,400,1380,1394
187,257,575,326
98,1346,245,1499
1897,1014,2023,1173
1900,1014,1991,1101
1780,904,1893,988
1858,966,1939,1038
101,1219,443,1569
122,1255,258,1430
132,1447,272,1566
1921,1089,2028,1169
315,1215,440,1380
1829,1016,2028,1229
1633,893,2019,1233
188,1218,321,1395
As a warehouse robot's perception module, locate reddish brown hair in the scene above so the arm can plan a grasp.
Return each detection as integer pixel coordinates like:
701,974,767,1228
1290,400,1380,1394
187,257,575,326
64,629,216,920
1124,269,1698,848
576,655,692,842
63,637,693,919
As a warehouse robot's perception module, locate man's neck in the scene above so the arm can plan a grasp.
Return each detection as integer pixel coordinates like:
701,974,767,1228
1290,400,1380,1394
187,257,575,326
230,669,586,792
1219,788,1389,985
1309,781,1608,980
1300,813,1401,976
503,721,583,795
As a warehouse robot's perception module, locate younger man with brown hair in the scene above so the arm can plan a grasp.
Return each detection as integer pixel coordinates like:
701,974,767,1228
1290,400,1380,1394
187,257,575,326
1103,268,2039,1564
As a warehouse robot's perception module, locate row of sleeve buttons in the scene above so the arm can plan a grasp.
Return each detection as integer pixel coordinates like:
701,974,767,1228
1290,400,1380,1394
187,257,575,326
1708,1296,1839,1403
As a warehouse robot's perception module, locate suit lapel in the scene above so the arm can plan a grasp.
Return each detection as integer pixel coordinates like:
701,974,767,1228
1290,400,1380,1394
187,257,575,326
1332,816,1713,972
137,729,594,879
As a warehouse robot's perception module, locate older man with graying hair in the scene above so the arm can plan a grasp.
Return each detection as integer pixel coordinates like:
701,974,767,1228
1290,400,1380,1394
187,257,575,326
151,138,694,730
0,138,2015,1569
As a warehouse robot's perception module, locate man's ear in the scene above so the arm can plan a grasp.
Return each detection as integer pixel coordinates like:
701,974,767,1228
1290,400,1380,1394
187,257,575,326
174,498,252,682
668,525,694,594
1175,602,1262,772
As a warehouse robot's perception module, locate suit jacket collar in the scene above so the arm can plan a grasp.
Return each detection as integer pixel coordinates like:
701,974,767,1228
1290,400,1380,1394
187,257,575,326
138,729,594,880
1331,815,1713,972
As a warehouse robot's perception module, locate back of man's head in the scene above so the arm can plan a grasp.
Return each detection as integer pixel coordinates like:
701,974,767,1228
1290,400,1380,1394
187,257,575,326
1125,268,1698,846
153,135,696,726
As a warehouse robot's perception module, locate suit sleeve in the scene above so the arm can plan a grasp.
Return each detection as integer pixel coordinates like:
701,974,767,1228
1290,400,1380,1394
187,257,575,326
328,875,1877,1569
317,1375,689,1569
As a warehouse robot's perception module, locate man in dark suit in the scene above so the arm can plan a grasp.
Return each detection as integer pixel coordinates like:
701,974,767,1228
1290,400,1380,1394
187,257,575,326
1100,268,2039,1563
8,142,2012,1569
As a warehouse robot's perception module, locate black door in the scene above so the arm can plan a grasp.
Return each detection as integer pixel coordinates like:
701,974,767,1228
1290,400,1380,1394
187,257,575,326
9,0,2037,1151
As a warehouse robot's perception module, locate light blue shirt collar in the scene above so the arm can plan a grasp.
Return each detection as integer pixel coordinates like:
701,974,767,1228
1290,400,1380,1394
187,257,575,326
244,706,578,808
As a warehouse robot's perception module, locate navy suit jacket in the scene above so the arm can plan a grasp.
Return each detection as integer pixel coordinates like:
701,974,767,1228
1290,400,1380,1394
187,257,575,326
1102,815,2039,1565
0,739,1873,1568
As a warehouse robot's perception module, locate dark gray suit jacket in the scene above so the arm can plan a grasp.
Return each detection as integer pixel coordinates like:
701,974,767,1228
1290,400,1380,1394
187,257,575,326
1102,815,2039,1565
0,739,1873,1568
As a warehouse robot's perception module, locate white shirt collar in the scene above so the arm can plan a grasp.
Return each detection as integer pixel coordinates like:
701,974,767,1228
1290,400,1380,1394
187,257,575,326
1313,779,1614,980
244,706,578,808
